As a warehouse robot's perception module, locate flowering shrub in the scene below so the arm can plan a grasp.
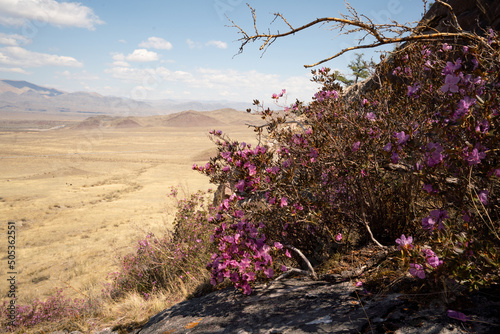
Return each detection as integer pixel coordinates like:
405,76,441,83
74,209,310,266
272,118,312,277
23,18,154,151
108,188,214,298
196,34,499,293
0,289,95,332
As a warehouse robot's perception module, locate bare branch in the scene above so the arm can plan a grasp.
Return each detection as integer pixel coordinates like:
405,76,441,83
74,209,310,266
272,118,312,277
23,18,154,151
286,245,318,279
230,2,490,68
435,0,463,32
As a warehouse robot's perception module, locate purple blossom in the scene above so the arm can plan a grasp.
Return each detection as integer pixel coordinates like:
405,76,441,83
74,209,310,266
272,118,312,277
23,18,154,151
475,119,489,133
442,43,452,51
442,59,462,75
248,164,257,176
383,142,392,152
264,267,274,278
365,112,376,121
426,142,444,167
441,74,460,93
464,147,486,166
391,152,399,164
407,83,420,97
478,190,488,205
447,310,468,322
395,131,410,145
422,209,448,231
352,141,361,152
409,263,425,279
280,197,288,207
423,184,435,193
453,96,476,120
395,234,413,250
235,180,245,192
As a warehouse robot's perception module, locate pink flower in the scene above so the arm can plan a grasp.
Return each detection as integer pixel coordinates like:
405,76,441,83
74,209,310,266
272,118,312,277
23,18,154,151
465,147,486,166
453,96,476,120
442,43,452,51
407,83,420,97
423,184,435,193
352,141,361,152
478,190,488,205
241,283,252,295
281,265,287,272
395,234,413,250
409,263,425,279
355,281,363,287
365,112,376,121
447,310,468,322
442,59,462,75
274,242,283,250
248,164,257,176
264,267,274,278
335,233,342,241
235,179,245,192
280,197,288,207
441,74,460,93
395,131,410,145
426,142,444,167
285,249,292,258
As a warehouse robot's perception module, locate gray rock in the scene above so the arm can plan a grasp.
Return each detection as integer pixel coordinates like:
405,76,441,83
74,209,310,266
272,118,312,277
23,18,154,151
134,277,499,334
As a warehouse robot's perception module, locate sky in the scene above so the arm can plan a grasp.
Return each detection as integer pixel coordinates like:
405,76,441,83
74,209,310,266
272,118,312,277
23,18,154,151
0,0,427,105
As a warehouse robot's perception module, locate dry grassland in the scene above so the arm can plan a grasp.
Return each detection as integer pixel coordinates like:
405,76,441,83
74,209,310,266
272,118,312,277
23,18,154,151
0,118,259,307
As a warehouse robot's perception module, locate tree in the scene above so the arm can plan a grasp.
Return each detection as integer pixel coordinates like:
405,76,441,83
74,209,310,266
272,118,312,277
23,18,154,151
333,70,353,86
347,53,373,84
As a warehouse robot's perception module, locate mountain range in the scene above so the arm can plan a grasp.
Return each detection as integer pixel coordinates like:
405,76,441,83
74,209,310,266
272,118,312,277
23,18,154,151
0,79,253,117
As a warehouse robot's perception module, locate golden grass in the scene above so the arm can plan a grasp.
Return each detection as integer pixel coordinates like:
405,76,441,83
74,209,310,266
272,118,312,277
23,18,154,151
0,121,259,331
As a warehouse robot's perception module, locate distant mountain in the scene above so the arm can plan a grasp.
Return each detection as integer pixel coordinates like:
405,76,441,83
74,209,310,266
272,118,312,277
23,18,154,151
0,79,253,118
69,109,264,130
0,79,64,97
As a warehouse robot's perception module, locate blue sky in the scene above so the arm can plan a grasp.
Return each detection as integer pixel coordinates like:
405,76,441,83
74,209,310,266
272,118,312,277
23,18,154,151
0,0,427,105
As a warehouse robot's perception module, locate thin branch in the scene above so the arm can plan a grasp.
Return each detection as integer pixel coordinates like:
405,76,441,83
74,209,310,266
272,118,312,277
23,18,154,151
286,245,318,279
246,120,307,132
435,0,463,32
230,2,491,68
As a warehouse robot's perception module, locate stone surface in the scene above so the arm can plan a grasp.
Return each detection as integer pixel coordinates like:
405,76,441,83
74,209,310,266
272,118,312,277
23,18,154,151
134,277,499,334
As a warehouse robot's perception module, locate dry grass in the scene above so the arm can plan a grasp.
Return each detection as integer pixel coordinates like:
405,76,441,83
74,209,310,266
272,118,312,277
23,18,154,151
0,118,259,331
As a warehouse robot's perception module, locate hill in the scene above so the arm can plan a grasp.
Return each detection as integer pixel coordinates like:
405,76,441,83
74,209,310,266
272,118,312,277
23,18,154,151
0,79,253,119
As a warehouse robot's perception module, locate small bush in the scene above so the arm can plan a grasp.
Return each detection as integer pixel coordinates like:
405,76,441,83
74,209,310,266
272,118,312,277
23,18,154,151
107,188,214,299
1,288,97,333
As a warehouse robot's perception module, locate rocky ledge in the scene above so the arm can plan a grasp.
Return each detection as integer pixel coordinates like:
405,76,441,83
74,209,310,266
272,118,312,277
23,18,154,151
119,277,500,334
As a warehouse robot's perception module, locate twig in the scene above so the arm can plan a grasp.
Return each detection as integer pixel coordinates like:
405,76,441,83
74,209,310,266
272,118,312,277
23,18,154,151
286,245,318,279
246,120,307,132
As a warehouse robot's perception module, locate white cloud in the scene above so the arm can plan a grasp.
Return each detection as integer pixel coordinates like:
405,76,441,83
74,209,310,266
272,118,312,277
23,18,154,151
0,0,104,30
110,53,130,67
139,37,172,50
186,38,202,49
118,39,127,44
187,39,228,49
126,49,159,62
59,69,100,81
0,66,30,74
206,40,227,49
0,46,82,67
0,32,31,46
